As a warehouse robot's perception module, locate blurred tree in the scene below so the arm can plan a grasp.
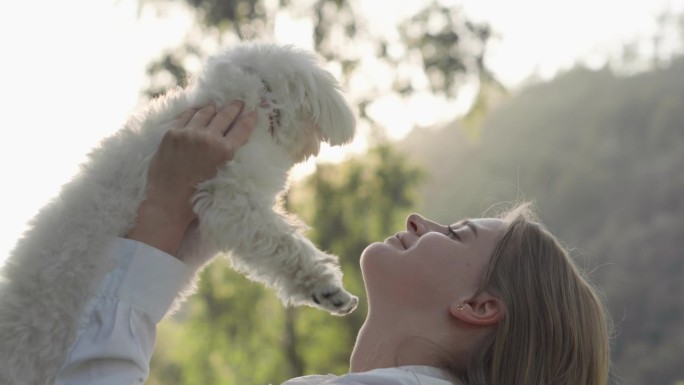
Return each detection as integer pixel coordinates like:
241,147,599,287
289,144,425,374
138,0,496,128
612,4,684,74
150,262,292,385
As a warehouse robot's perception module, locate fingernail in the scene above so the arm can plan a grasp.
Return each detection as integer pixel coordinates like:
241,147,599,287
230,100,245,110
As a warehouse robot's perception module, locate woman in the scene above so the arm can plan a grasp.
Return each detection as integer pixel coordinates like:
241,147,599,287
55,103,611,385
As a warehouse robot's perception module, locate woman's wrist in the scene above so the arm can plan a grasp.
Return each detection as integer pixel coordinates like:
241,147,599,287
126,199,193,258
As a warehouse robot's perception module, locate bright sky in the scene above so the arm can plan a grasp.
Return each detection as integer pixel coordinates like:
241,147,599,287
0,0,679,263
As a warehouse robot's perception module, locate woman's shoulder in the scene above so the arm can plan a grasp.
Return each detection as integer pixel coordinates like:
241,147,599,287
281,366,455,385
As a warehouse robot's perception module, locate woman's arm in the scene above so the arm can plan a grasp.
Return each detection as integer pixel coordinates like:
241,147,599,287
55,102,256,384
54,238,191,385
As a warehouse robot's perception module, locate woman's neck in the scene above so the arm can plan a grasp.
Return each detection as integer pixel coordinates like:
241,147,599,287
349,321,395,372
350,315,448,373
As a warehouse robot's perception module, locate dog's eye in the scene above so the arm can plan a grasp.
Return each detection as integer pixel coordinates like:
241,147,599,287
259,84,281,135
267,108,281,135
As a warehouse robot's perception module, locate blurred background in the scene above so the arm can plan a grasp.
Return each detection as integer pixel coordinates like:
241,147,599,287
1,0,683,384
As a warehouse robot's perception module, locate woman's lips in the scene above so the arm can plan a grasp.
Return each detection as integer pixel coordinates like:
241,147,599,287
385,235,404,249
394,233,407,249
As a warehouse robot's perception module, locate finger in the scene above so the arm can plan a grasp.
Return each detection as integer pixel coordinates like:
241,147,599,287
186,105,217,130
173,108,198,129
207,100,245,135
223,110,257,151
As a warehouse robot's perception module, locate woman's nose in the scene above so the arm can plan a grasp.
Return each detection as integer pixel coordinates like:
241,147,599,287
406,213,427,235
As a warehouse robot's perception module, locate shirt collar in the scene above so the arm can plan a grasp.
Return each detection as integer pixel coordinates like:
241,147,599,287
397,365,456,383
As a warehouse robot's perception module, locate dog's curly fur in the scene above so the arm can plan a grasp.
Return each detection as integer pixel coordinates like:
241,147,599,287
0,42,358,385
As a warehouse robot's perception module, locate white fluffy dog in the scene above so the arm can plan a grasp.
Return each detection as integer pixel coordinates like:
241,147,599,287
0,42,358,385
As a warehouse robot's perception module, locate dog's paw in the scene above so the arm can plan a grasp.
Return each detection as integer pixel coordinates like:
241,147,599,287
310,282,359,315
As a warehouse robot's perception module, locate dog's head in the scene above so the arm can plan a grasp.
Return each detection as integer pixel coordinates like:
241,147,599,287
197,42,356,163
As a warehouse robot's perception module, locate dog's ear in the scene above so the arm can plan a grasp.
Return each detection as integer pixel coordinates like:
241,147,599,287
216,43,356,152
301,69,356,147
284,68,355,162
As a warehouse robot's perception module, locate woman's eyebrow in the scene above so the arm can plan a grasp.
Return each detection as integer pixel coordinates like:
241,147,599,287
465,220,478,237
454,219,478,237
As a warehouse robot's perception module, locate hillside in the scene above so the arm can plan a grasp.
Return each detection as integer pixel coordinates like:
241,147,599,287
399,60,684,385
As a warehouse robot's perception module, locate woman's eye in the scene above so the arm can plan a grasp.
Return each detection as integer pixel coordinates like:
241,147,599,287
447,226,462,241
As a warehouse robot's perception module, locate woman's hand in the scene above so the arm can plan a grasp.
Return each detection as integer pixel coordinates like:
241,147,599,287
127,101,256,256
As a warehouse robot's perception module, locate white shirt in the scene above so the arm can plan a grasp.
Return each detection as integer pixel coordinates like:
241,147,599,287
54,238,455,385
281,366,454,385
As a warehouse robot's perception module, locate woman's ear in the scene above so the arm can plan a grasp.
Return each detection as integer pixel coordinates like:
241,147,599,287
449,292,505,326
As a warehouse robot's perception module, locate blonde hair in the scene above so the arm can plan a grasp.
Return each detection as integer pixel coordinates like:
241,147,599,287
457,204,612,385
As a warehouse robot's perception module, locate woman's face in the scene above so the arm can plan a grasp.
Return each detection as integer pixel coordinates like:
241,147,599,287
360,213,507,312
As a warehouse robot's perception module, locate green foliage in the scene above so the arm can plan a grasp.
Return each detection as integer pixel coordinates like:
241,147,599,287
397,60,684,385
148,144,424,384
150,264,290,385
295,145,424,376
294,144,426,354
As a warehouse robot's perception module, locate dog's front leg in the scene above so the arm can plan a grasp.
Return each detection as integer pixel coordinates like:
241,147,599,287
196,191,358,315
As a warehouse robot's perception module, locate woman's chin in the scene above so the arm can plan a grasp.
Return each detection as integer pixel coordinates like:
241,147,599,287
362,240,399,257
360,241,399,275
